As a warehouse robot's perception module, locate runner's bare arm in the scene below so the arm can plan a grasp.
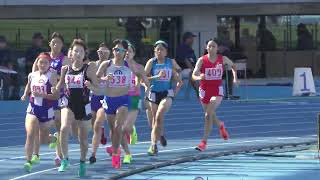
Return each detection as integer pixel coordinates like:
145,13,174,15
53,65,67,94
21,74,32,101
40,72,59,100
96,60,109,78
172,70,183,96
138,64,150,88
145,58,162,80
192,57,204,81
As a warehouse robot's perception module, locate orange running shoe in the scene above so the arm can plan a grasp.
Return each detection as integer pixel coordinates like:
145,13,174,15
219,122,229,140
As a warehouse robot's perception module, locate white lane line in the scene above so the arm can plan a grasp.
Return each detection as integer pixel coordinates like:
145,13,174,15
9,136,314,180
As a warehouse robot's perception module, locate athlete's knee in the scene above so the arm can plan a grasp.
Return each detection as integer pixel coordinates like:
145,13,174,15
93,120,102,130
79,138,88,149
211,112,217,120
60,124,71,134
26,132,34,141
205,112,212,121
114,120,123,131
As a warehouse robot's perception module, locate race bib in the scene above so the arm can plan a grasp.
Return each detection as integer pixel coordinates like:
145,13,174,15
65,74,84,88
32,85,47,94
155,68,172,81
205,67,222,80
109,75,128,88
31,84,46,106
129,73,137,91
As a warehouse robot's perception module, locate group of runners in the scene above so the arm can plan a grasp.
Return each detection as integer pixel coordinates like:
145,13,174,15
21,32,238,176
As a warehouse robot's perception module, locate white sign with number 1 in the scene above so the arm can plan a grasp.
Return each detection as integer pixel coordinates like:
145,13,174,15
293,67,316,96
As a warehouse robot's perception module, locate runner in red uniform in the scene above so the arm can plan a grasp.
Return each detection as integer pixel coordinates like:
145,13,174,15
192,39,238,151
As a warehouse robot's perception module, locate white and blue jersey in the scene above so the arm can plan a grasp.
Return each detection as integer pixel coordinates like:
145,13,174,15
102,60,131,115
27,71,55,123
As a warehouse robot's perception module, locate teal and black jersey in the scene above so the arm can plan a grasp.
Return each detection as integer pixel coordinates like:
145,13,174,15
150,57,173,92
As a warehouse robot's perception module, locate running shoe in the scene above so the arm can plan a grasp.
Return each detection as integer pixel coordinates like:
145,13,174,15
24,161,32,173
58,159,70,172
130,126,138,145
195,140,207,151
49,132,59,149
106,146,121,156
106,146,113,156
54,156,61,167
160,135,167,147
78,161,86,177
219,122,229,140
123,154,132,164
111,153,121,169
31,155,40,164
147,144,158,156
89,156,96,164
100,127,107,145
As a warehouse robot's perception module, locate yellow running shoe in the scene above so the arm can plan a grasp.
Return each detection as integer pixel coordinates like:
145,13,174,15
31,155,40,164
123,154,132,164
24,161,32,173
130,126,138,145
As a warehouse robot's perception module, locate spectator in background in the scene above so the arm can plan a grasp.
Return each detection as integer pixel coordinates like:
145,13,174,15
0,35,20,100
25,32,46,75
256,24,276,78
297,23,313,50
257,24,276,51
176,32,199,97
125,17,146,57
160,18,176,56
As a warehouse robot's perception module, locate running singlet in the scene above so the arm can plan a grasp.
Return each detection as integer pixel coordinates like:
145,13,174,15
105,61,131,88
128,64,140,96
64,64,90,102
50,53,65,75
150,57,173,92
29,71,54,107
200,54,224,90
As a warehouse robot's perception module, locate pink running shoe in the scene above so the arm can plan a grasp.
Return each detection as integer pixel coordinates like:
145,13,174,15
54,156,61,167
195,140,207,152
111,153,121,169
106,146,121,156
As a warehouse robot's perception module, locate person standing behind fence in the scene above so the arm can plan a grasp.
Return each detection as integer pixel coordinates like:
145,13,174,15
25,32,47,76
297,23,314,50
0,35,20,100
176,32,199,97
